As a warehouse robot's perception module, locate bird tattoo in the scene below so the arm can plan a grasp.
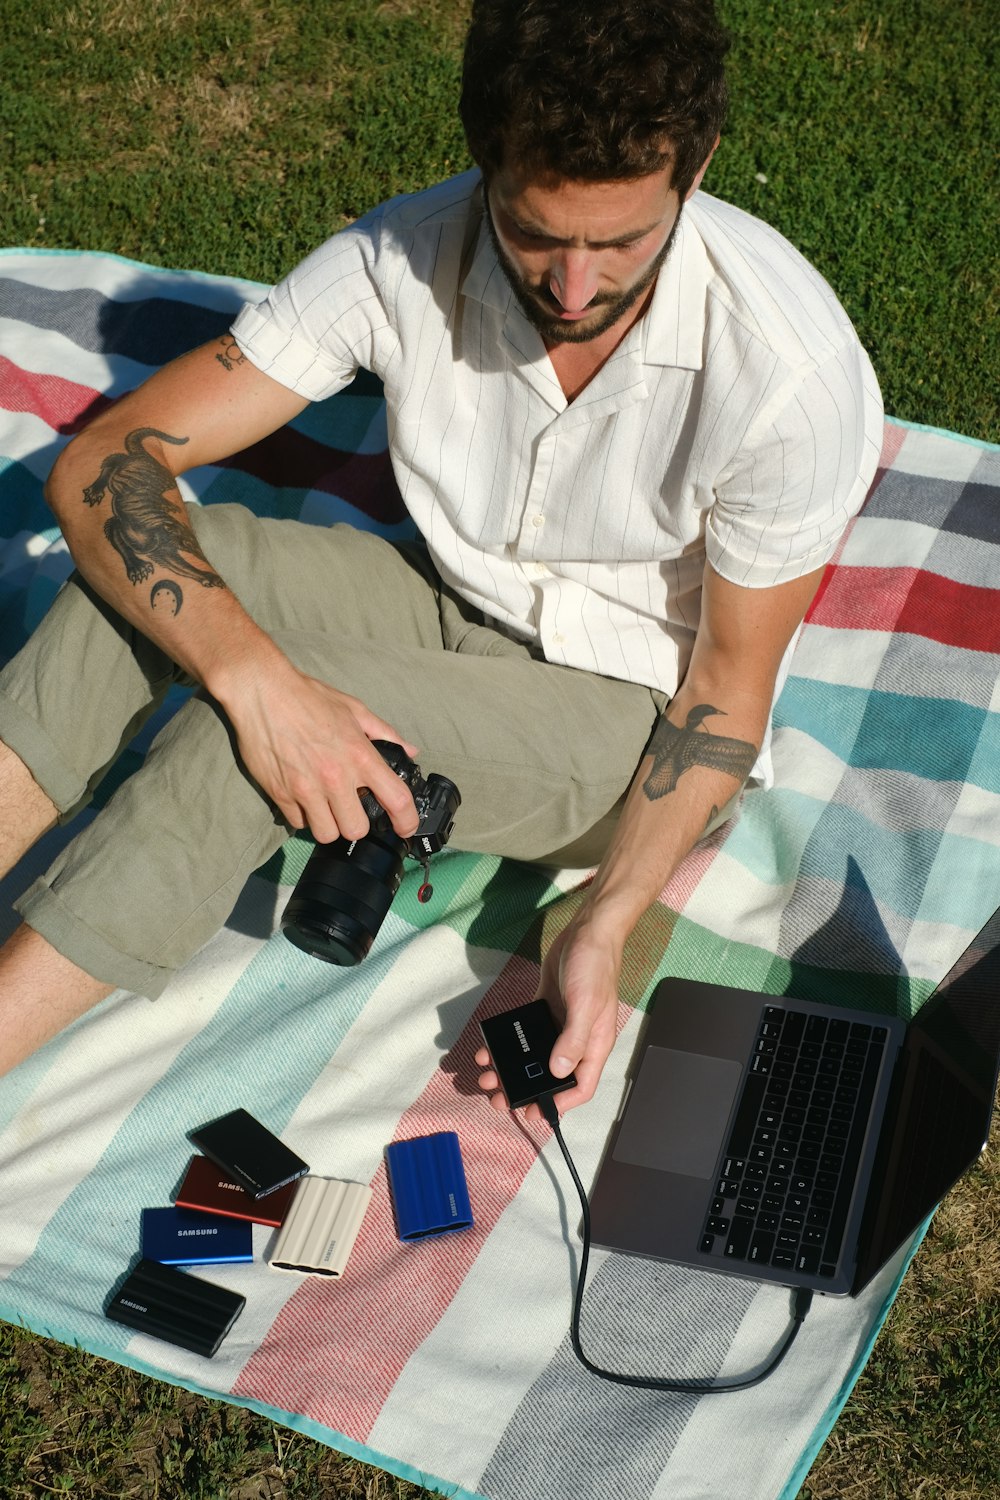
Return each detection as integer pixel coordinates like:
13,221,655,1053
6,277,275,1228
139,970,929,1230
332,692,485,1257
642,704,757,801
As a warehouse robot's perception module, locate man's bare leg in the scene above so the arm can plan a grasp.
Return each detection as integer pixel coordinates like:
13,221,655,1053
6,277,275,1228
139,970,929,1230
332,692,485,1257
0,740,59,878
0,923,113,1077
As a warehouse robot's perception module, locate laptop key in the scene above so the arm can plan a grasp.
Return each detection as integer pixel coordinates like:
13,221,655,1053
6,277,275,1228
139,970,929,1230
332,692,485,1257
724,1218,753,1259
748,1231,775,1264
796,1247,821,1275
772,1251,795,1269
700,1235,715,1253
781,1010,806,1046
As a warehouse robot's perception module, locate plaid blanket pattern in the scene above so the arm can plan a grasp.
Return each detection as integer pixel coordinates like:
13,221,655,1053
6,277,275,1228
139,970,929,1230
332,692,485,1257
1,249,999,1500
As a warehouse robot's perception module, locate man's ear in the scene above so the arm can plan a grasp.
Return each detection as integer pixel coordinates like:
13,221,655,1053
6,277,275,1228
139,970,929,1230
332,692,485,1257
684,135,721,201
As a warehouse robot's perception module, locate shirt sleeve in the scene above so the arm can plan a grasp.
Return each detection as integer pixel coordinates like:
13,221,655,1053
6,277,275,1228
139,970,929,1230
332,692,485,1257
706,337,884,588
229,207,397,402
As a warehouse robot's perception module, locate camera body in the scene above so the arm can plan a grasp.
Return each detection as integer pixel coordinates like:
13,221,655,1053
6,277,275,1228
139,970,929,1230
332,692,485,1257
280,740,461,966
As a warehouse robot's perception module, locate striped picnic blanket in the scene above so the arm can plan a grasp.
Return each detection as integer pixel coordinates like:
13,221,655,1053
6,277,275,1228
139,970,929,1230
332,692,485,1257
1,248,999,1500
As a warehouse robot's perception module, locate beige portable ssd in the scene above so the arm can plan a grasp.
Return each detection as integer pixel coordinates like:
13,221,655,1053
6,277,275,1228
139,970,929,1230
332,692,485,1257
267,1176,372,1277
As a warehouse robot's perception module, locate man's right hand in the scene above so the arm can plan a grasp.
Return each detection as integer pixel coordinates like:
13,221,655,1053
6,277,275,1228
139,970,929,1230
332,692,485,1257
215,650,421,844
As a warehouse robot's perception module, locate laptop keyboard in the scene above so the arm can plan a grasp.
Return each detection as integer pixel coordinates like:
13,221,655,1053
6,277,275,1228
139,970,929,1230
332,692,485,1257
699,1006,887,1280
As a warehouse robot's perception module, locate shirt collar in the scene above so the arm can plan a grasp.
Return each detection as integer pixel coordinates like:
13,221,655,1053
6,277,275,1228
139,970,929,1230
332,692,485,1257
640,205,710,371
459,178,710,372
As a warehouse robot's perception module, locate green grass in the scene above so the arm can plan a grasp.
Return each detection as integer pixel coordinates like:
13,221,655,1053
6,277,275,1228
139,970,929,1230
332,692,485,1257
1,1,998,1495
0,0,997,440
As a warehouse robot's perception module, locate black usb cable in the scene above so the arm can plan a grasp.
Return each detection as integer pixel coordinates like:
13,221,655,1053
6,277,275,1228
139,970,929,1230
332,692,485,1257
538,1091,814,1393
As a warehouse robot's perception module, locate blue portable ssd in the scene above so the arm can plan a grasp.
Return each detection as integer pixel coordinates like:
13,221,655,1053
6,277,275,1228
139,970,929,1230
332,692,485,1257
385,1131,474,1241
141,1205,254,1265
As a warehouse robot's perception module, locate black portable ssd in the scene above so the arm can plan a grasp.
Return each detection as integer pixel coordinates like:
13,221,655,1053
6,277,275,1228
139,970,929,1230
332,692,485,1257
479,998,577,1110
105,1258,246,1358
187,1108,309,1199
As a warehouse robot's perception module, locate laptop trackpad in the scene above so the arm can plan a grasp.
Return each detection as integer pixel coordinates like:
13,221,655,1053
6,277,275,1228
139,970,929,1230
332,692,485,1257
613,1045,743,1179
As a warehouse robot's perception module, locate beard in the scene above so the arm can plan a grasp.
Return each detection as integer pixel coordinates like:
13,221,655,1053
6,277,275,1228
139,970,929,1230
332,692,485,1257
484,197,682,345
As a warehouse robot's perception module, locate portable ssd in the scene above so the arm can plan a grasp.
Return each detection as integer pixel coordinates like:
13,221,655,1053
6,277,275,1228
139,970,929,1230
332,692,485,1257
479,998,577,1110
105,1259,246,1358
174,1154,296,1227
385,1131,473,1241
187,1108,309,1199
268,1176,373,1276
141,1205,253,1265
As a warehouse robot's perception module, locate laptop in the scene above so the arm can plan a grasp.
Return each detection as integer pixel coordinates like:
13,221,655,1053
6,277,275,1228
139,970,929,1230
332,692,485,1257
589,904,1000,1296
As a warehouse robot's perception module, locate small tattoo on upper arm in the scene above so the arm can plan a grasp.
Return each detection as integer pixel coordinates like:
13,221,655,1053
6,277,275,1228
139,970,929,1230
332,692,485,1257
642,705,757,802
83,426,226,591
215,336,247,372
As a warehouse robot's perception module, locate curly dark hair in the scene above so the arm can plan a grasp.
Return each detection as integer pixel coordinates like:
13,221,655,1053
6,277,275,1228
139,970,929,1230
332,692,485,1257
459,0,731,197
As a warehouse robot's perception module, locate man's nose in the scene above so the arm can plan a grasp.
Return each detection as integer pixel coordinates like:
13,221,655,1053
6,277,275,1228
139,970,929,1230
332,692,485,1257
548,249,600,312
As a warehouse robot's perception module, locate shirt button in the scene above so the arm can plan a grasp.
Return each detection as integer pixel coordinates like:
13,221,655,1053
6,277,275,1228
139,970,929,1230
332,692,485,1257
533,562,548,576
531,514,545,528
551,632,566,646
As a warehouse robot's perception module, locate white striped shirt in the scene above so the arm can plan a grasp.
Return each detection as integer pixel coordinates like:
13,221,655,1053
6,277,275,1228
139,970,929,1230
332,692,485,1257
232,171,882,780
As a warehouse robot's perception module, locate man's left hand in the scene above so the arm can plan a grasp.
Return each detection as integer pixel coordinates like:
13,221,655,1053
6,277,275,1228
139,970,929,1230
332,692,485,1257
474,912,623,1123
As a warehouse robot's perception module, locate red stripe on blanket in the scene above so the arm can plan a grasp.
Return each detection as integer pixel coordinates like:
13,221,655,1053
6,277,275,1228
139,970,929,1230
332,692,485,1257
232,954,632,1438
808,565,1000,653
0,356,112,434
879,423,906,471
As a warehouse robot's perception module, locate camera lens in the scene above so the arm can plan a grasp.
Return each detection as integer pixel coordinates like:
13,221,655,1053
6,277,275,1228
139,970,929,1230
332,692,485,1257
280,829,407,965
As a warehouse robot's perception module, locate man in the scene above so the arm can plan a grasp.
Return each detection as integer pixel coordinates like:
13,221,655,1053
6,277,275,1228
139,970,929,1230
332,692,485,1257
0,0,882,1114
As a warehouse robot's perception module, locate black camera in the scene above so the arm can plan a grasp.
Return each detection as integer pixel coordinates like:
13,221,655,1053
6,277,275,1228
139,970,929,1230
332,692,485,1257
280,740,461,967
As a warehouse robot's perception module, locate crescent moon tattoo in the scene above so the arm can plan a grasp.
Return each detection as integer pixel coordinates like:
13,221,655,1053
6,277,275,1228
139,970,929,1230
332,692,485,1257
149,578,184,616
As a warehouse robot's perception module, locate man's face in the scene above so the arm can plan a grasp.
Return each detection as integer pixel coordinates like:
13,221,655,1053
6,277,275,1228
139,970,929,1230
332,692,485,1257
485,164,682,346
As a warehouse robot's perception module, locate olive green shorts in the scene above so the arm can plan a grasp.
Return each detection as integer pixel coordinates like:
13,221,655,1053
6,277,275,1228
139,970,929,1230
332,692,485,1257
0,507,672,998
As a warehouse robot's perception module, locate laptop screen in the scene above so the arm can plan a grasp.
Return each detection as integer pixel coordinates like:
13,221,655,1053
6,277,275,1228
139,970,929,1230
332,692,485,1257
855,910,1000,1289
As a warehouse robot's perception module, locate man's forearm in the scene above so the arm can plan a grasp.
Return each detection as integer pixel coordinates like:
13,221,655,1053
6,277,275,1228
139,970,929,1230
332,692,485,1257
46,417,278,698
578,685,763,944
